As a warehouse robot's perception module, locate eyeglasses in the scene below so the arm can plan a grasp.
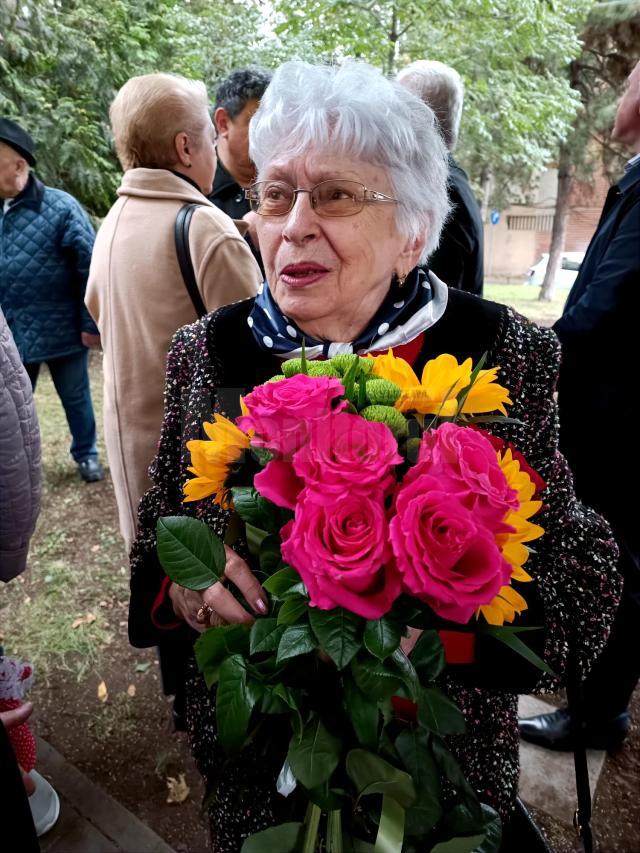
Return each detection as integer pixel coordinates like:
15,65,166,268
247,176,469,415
245,179,398,218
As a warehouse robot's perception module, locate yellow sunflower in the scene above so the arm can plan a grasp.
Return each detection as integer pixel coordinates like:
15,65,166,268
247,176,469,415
477,448,545,626
370,350,512,417
183,414,250,507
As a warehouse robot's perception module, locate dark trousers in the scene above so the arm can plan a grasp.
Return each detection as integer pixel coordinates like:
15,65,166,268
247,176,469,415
25,350,98,463
582,544,640,720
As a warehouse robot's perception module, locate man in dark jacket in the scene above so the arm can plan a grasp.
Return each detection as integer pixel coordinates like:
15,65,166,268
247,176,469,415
520,60,640,751
398,61,484,296
208,67,271,272
0,118,103,482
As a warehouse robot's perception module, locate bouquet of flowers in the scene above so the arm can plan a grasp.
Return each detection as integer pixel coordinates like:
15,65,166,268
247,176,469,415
157,348,549,852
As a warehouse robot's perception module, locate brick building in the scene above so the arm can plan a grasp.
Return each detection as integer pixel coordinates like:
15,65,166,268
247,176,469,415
483,167,610,282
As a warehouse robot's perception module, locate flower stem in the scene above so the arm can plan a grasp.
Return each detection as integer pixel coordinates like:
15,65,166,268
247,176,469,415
302,802,322,853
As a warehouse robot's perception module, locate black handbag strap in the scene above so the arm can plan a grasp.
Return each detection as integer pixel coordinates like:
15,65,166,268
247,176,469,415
567,659,594,853
175,203,207,319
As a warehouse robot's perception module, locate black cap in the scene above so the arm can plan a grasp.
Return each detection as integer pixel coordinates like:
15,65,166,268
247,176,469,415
0,118,36,167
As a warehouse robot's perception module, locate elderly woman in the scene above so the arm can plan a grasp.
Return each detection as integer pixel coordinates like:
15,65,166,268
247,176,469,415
86,73,261,551
129,62,619,850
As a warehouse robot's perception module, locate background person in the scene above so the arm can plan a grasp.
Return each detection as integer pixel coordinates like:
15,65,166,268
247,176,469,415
208,66,272,271
128,61,619,850
0,307,41,850
0,118,103,483
520,59,640,753
86,73,262,554
398,60,484,296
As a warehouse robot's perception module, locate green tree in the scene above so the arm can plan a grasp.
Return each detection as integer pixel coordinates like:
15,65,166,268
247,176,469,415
272,0,591,208
0,0,264,215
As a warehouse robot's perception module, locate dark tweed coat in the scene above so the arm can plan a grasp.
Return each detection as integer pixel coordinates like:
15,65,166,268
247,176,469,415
129,287,620,851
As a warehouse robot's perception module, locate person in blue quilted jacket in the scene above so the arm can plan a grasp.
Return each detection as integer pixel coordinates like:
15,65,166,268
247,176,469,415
0,118,104,482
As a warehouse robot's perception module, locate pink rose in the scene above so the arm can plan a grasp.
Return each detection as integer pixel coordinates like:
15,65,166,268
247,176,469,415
292,412,402,502
281,489,401,619
254,459,303,510
390,472,512,623
408,423,518,528
237,374,347,457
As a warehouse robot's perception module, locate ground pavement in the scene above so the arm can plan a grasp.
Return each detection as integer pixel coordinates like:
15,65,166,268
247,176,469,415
36,737,176,853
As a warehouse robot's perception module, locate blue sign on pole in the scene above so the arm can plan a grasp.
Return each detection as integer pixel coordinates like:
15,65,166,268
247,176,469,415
490,209,500,225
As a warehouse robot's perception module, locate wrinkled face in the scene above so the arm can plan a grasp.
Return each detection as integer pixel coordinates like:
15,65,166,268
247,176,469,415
0,143,29,198
613,62,640,151
255,150,423,342
189,116,218,196
216,98,260,187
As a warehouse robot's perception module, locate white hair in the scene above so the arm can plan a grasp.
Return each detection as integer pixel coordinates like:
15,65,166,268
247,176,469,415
397,60,464,152
249,61,450,261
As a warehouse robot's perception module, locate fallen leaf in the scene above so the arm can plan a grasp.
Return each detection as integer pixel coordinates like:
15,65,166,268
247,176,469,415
97,680,108,703
166,773,190,804
127,684,136,697
72,613,97,629
91,544,101,553
135,662,151,673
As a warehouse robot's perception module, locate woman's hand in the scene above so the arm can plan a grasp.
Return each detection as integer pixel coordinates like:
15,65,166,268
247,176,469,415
168,545,268,632
401,627,422,657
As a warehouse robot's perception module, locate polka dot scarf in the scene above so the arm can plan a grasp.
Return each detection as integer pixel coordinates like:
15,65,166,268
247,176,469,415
247,266,449,359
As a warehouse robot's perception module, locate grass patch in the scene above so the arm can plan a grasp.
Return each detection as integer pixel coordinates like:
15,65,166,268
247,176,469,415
484,283,567,328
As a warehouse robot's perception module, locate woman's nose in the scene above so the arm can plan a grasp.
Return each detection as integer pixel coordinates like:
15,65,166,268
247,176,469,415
282,191,320,243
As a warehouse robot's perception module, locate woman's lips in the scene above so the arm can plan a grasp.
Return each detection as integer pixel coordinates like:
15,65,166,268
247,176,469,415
279,263,329,287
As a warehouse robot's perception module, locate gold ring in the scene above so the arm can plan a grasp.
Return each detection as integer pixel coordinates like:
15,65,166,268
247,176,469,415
196,603,214,624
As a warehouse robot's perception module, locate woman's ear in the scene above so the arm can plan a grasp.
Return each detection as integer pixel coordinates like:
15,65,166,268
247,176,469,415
174,132,191,168
397,234,426,276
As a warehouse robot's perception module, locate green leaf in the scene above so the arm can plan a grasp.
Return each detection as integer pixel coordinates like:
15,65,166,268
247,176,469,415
346,749,416,809
263,566,306,599
343,676,380,750
230,487,279,530
215,655,256,752
277,596,309,625
156,516,225,590
351,656,403,701
277,624,316,663
259,534,282,575
309,608,362,669
194,624,251,688
431,735,481,820
250,618,285,655
241,822,304,853
477,626,554,676
395,727,442,836
430,836,486,853
375,795,405,853
135,662,151,673
410,630,445,681
245,522,270,556
390,648,420,700
472,805,502,853
363,618,402,660
287,717,341,790
419,687,467,735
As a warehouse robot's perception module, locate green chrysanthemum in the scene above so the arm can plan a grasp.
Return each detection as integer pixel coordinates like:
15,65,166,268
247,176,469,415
266,374,287,383
366,378,401,406
329,354,359,376
360,405,408,439
282,358,305,377
307,362,341,378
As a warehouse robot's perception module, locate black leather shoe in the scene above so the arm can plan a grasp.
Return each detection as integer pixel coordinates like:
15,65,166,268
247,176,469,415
519,706,631,752
78,458,104,483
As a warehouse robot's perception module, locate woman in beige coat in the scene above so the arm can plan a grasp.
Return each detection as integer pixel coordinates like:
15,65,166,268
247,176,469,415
86,73,261,550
